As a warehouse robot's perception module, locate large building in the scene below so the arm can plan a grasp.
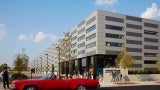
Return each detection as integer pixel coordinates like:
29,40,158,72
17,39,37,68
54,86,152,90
32,10,160,75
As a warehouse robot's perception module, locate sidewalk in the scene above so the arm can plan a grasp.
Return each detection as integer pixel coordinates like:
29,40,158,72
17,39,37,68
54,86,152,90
100,81,160,87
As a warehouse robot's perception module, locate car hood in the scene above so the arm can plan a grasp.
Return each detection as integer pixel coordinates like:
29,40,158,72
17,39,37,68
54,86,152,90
12,78,43,83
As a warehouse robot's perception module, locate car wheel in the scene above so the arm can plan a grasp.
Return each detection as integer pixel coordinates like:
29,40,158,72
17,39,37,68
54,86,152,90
24,85,37,90
76,85,86,90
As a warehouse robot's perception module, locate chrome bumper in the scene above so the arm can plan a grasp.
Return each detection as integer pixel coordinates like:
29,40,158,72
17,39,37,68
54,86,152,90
10,86,17,90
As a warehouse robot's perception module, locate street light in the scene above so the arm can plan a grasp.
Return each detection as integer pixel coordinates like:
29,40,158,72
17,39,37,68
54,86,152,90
39,57,42,74
45,54,49,74
33,60,35,73
56,46,61,78
35,60,38,73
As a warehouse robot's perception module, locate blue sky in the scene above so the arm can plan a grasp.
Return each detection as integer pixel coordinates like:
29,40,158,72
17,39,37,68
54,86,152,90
0,0,160,67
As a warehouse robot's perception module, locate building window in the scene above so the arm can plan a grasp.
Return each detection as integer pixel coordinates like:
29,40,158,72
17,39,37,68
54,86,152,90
144,38,158,43
126,40,142,45
126,15,142,22
132,56,142,60
131,64,142,68
71,36,77,41
86,42,96,49
78,35,85,41
105,16,124,23
126,47,142,52
144,23,158,28
144,30,158,35
126,31,142,37
71,49,77,54
78,50,85,54
106,42,123,47
78,27,85,35
144,45,158,50
86,25,96,33
78,42,85,48
106,33,123,39
126,24,142,30
86,50,96,56
86,16,96,25
86,33,96,41
71,29,77,35
75,60,78,68
78,20,85,28
106,50,120,55
105,25,123,31
71,43,77,48
144,53,158,57
144,60,157,64
82,58,87,67
144,68,157,71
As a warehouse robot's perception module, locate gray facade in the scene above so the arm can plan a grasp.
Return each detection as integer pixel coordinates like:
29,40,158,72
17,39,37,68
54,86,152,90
32,10,160,74
70,10,160,71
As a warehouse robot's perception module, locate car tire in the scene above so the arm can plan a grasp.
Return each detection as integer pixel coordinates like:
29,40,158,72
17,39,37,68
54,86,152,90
76,85,87,90
24,85,37,90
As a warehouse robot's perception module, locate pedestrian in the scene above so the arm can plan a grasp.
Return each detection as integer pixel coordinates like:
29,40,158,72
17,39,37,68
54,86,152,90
119,72,122,82
0,67,9,90
111,70,115,82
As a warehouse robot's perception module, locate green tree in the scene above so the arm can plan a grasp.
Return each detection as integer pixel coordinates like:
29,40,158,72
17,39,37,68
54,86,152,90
13,53,29,73
0,63,8,71
115,46,135,82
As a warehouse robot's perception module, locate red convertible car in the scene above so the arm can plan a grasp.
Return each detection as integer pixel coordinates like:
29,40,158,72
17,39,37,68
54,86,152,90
10,73,100,90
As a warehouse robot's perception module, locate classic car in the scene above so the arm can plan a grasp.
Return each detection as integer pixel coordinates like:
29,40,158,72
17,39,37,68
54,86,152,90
10,73,100,90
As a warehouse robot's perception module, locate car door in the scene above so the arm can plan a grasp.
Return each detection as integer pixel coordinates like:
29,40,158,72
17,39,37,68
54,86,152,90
43,79,68,90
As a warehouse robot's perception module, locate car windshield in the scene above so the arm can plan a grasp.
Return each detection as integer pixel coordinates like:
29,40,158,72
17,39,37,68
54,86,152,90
41,73,52,79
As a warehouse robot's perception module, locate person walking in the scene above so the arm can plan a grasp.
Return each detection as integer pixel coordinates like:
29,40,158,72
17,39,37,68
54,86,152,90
0,67,9,90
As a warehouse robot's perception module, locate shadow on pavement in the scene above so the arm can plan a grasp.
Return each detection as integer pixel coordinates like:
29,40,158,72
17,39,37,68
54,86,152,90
89,85,160,90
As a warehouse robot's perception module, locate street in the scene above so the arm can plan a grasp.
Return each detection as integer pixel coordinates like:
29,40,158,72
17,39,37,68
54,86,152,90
89,85,160,90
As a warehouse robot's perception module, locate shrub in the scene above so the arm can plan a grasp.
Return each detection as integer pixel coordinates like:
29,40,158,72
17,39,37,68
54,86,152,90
10,73,28,83
128,70,160,74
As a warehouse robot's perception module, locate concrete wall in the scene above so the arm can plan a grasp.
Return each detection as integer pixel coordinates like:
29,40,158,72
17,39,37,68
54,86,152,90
128,74,160,81
103,68,160,83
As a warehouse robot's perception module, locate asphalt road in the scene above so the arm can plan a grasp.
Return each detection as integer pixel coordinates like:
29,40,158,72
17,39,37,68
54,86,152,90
89,85,160,90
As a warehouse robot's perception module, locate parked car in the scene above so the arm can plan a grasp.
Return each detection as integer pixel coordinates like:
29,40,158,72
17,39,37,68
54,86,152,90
10,73,100,90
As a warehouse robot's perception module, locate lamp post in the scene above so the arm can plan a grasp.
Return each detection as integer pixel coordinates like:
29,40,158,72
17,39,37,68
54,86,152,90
45,54,49,74
39,57,42,74
33,60,35,73
56,46,61,78
35,60,38,73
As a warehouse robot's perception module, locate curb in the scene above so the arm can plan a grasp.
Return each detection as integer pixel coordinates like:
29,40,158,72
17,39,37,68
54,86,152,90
100,81,160,87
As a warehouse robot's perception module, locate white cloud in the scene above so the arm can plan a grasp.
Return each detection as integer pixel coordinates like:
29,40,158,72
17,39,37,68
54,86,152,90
18,34,27,40
18,32,58,43
48,34,58,42
95,0,117,6
34,32,47,43
29,33,34,40
0,23,7,40
112,9,117,13
141,3,160,19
